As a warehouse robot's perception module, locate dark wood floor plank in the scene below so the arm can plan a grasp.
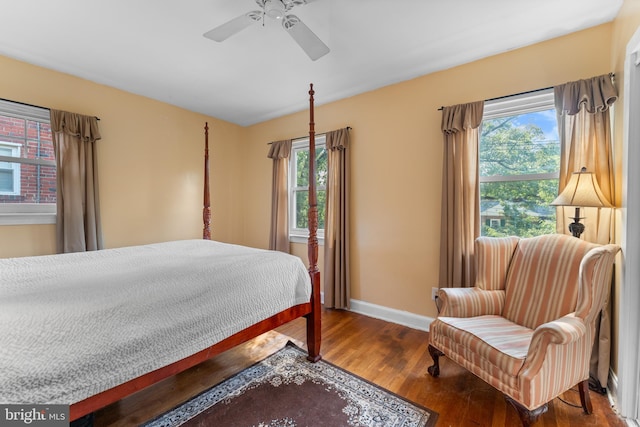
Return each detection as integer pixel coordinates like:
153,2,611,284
94,307,625,427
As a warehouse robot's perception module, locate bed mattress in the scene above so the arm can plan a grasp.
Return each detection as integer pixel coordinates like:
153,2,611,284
0,239,311,405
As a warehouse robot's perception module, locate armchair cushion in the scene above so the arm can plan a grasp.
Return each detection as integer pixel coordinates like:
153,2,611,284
432,314,532,377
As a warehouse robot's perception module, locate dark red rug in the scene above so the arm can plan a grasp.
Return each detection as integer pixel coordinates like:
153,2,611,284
143,341,438,427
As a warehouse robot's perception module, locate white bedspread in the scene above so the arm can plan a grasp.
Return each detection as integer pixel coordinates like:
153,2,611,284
0,239,311,405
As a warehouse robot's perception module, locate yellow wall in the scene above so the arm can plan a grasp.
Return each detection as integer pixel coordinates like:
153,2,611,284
242,24,614,319
0,55,245,257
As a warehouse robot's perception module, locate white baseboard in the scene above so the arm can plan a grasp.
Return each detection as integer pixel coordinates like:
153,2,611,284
610,370,640,426
320,292,434,331
609,370,619,409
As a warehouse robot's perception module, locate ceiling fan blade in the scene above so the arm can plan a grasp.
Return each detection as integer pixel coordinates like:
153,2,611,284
203,11,262,42
282,14,329,61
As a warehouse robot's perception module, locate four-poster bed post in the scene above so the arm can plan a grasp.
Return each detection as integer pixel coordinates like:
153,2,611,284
306,83,322,362
203,122,211,240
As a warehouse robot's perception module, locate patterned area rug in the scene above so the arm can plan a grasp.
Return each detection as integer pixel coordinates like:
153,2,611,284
143,341,438,427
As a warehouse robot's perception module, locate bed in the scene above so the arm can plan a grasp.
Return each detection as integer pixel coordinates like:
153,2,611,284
0,85,322,422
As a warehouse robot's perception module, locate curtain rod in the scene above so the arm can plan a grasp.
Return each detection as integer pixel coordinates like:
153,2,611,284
267,126,352,144
436,73,616,111
0,97,101,121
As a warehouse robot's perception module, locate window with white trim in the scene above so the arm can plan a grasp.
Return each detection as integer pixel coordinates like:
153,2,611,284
0,100,56,225
0,143,21,195
480,89,560,237
289,135,326,243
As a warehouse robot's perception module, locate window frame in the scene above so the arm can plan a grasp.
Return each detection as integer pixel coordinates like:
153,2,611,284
479,89,559,236
0,142,21,195
288,134,326,244
0,100,56,225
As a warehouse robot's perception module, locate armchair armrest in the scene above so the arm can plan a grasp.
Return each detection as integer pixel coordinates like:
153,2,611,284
521,314,587,378
438,287,505,318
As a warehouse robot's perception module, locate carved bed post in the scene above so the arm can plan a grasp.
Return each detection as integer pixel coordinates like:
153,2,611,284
306,83,322,362
203,122,212,240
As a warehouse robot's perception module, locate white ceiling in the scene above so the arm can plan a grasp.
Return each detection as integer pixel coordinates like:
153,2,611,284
0,0,623,126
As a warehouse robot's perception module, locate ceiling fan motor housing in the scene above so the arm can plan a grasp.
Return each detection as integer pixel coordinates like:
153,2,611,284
265,0,286,19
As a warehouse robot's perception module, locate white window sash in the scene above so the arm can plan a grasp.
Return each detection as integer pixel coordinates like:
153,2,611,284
289,135,327,241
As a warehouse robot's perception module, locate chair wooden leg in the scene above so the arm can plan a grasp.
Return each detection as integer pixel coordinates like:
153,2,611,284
427,344,443,377
505,395,548,427
578,379,593,414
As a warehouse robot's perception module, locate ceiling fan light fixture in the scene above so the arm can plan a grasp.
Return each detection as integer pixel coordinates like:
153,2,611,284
265,0,285,19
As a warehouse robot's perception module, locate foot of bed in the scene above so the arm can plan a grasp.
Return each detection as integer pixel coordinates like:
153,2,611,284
306,269,322,362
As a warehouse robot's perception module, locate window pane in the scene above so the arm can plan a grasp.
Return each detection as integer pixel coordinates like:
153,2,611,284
480,179,557,237
295,190,309,228
294,189,326,230
0,169,13,192
316,147,327,187
480,112,560,177
295,146,327,188
0,113,55,205
317,189,325,230
295,150,309,187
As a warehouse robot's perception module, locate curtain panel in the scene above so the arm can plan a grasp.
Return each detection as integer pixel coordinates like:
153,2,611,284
50,110,102,254
438,101,484,289
267,139,292,252
554,74,618,244
554,73,618,393
324,127,351,309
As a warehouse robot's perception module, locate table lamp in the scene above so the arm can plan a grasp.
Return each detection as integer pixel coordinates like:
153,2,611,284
550,167,612,238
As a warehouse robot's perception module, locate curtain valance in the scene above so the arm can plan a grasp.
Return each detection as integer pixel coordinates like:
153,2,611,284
326,127,350,151
50,110,101,143
554,74,617,115
267,140,292,159
441,101,484,134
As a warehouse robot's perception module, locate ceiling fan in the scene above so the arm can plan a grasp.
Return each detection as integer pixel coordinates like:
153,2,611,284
203,0,330,61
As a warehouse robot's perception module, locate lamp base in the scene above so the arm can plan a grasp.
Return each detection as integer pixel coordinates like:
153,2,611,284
568,219,585,238
568,207,585,239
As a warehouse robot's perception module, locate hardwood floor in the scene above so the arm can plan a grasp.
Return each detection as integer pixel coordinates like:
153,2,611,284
94,307,626,426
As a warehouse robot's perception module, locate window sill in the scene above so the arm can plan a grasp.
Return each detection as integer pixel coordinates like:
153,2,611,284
289,234,324,245
0,213,56,225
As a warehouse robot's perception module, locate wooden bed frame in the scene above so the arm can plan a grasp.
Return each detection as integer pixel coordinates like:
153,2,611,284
69,84,322,421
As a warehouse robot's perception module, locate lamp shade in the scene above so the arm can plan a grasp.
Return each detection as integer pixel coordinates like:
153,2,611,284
551,167,612,208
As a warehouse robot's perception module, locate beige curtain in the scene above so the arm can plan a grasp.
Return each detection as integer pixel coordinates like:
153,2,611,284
268,139,292,252
439,101,484,289
50,110,102,254
554,74,617,392
324,128,351,309
555,74,618,244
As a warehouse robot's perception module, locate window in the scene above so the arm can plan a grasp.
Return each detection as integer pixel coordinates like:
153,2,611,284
479,89,560,237
289,135,326,243
0,100,56,225
0,143,20,195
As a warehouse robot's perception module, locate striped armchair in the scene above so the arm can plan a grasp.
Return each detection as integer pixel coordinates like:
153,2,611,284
428,234,620,426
